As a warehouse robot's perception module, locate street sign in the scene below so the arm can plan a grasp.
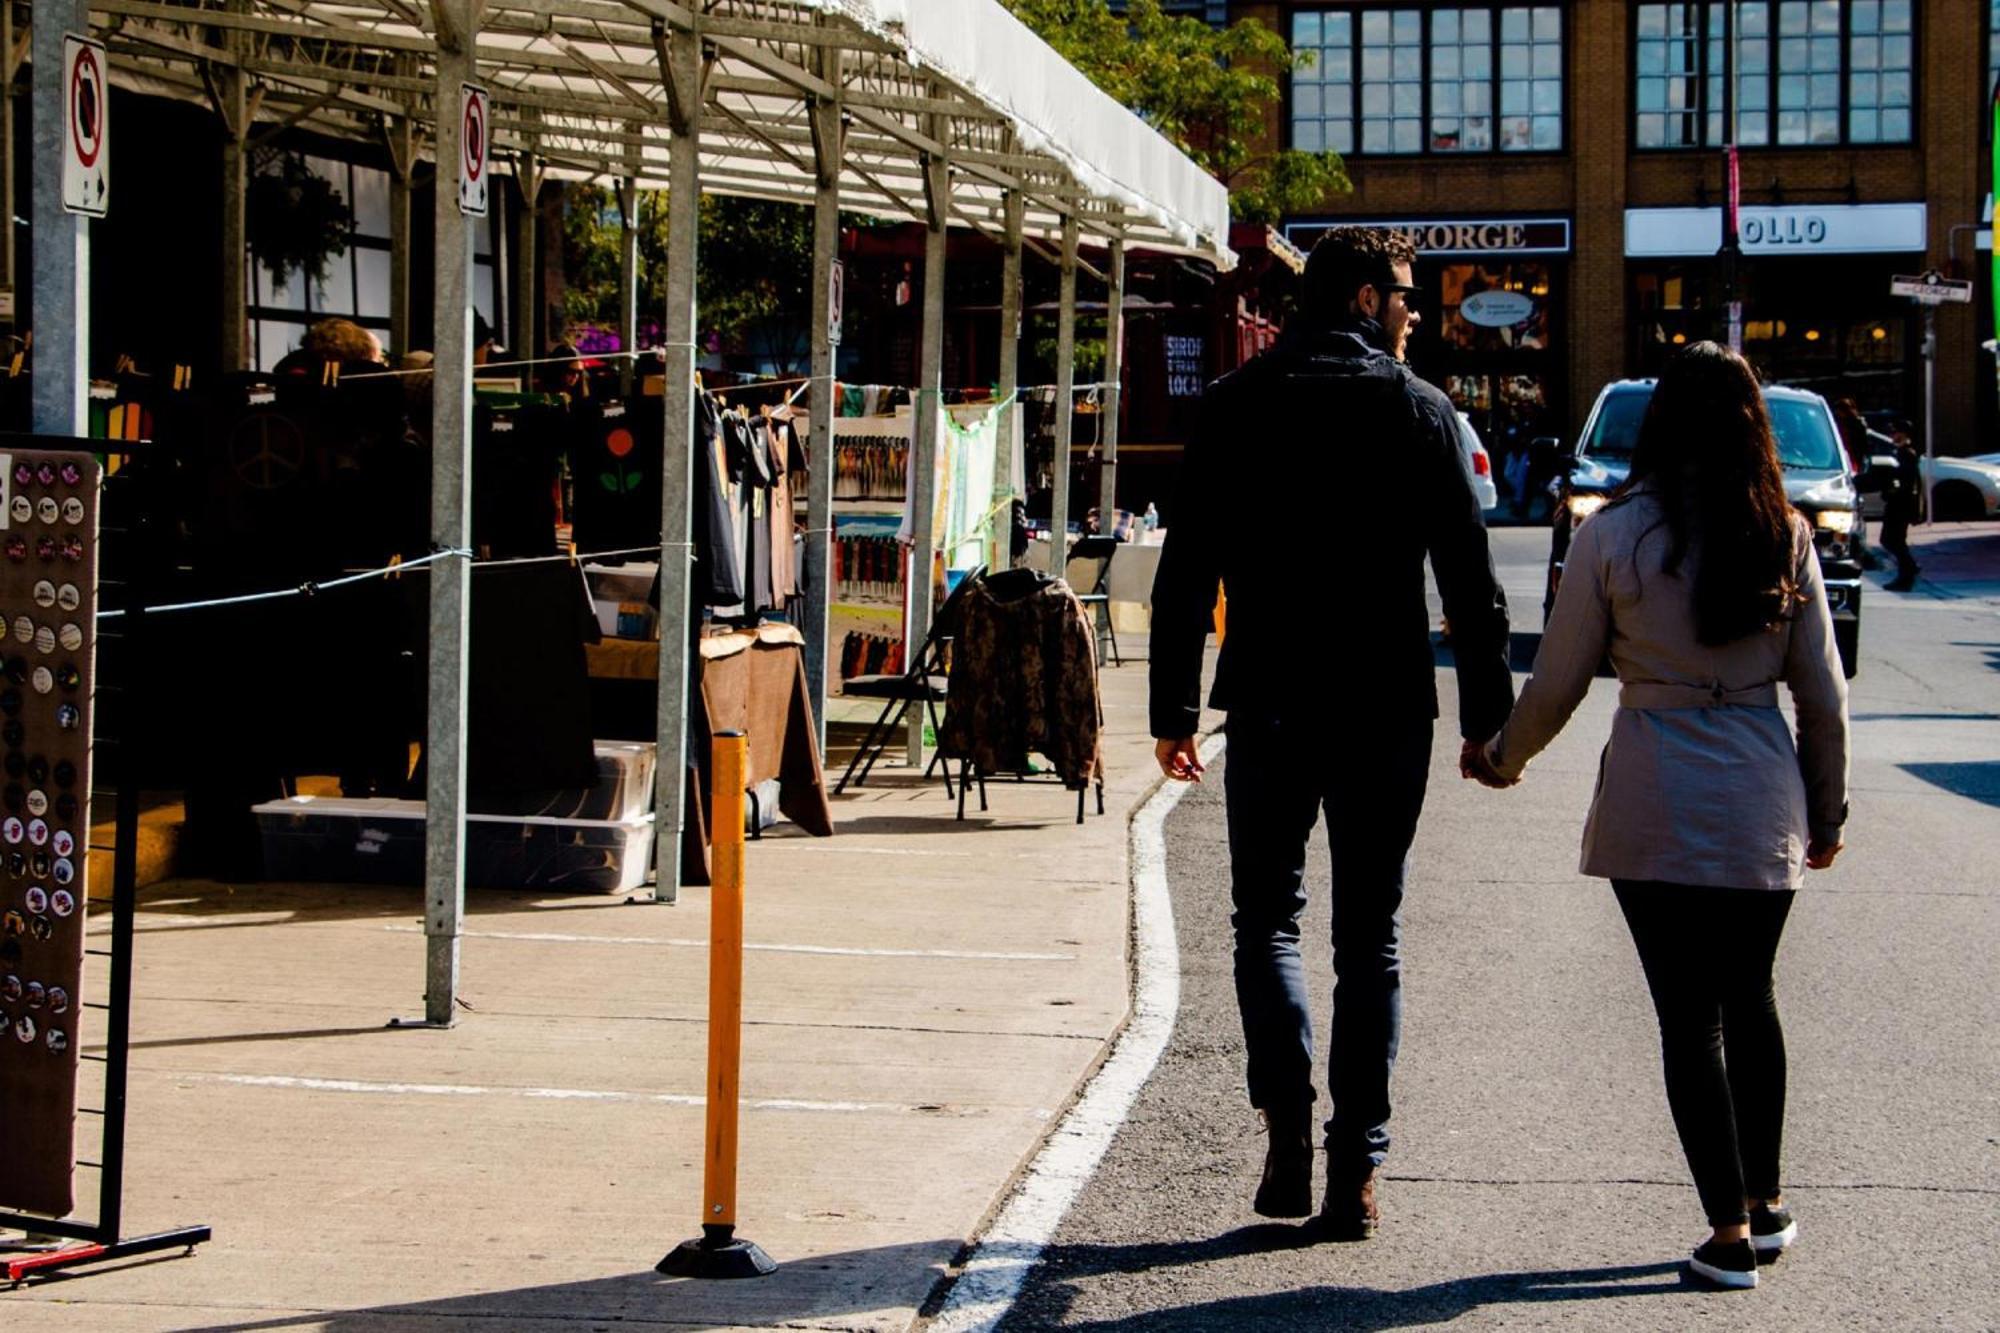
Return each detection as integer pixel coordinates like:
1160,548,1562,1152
1890,269,1973,304
458,83,489,217
828,259,844,345
61,34,109,218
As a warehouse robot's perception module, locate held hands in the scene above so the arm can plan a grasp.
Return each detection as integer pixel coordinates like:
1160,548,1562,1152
1156,737,1205,783
1805,837,1844,871
1460,738,1519,789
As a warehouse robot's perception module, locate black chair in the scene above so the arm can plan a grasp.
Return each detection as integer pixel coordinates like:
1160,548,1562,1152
834,565,986,796
1065,534,1122,667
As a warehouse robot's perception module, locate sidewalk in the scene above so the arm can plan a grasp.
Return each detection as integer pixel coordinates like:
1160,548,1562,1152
7,638,1198,1333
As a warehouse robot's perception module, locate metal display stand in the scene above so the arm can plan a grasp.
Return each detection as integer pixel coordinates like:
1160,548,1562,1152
0,440,208,1284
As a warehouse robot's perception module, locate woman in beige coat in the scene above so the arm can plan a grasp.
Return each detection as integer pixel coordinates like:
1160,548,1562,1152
1466,342,1849,1290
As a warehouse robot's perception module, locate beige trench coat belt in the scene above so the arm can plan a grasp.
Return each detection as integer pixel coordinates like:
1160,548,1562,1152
1618,681,1781,710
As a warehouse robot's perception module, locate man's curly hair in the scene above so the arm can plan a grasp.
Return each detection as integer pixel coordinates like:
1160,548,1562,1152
1303,227,1418,325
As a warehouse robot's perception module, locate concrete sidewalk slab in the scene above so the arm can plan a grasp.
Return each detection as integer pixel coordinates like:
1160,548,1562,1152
3,639,1201,1332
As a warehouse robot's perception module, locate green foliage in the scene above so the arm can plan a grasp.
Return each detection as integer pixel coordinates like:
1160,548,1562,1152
247,152,354,288
1007,0,1350,222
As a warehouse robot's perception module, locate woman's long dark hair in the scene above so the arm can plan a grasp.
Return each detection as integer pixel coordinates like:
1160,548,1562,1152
1621,341,1803,645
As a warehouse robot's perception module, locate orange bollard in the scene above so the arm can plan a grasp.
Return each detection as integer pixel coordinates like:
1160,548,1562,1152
658,732,776,1280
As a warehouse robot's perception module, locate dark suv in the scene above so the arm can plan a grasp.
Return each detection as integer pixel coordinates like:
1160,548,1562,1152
1542,380,1863,678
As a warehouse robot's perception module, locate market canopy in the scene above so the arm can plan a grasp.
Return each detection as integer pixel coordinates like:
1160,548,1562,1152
91,0,1237,266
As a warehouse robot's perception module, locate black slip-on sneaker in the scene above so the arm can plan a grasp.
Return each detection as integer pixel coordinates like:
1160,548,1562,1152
1689,1237,1759,1289
1750,1202,1798,1254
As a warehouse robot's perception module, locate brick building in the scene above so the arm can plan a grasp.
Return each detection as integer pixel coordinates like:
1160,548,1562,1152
1225,1,1991,457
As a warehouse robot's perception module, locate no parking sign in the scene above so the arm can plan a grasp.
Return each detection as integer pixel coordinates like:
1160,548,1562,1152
459,82,489,217
61,34,109,217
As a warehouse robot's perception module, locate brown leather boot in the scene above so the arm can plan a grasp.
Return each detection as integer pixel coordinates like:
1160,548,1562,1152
1251,1111,1314,1219
1318,1163,1380,1241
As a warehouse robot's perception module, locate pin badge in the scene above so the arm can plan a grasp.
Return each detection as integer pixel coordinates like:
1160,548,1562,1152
59,534,83,562
54,760,75,788
57,663,80,693
51,889,73,918
54,795,76,821
61,498,83,526
11,462,29,488
59,461,81,486
6,853,22,878
56,703,79,728
34,497,56,526
52,858,74,885
0,690,17,718
33,625,54,655
47,986,67,1014
23,887,45,914
4,657,24,683
34,462,55,487
2,536,23,563
28,915,49,940
0,786,17,814
45,1026,66,1054
1,909,21,936
9,497,30,525
0,974,18,1001
31,580,54,608
52,830,73,857
2,753,18,778
11,616,30,644
30,851,48,878
58,623,81,651
57,584,79,612
2,818,21,845
35,535,55,562
3,719,23,747
14,1013,33,1042
32,667,53,696
26,790,46,817
26,755,44,784
24,980,43,1007
26,819,47,846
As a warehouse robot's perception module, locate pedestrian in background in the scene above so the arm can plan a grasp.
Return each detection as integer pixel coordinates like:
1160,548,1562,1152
1466,341,1849,1290
1150,226,1513,1239
1830,398,1879,570
1878,427,1924,592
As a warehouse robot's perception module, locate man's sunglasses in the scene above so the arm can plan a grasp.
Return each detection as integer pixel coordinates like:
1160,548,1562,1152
1381,283,1421,298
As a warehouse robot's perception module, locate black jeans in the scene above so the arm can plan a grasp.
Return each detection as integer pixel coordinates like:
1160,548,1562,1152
1223,713,1432,1174
1880,507,1918,583
1613,880,1796,1227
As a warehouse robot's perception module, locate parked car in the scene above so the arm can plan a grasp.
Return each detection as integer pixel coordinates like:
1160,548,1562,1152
1457,411,1499,513
1541,380,1863,677
1853,453,2000,522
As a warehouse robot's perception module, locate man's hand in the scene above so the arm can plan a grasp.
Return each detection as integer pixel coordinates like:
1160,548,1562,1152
1156,737,1205,783
1459,738,1518,789
1805,837,1843,870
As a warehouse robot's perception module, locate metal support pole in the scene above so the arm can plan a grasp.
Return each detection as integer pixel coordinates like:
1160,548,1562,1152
422,4,476,1027
906,138,947,767
514,115,541,365
1923,306,1936,528
619,140,640,392
217,1,249,372
1,3,18,324
996,190,1024,568
652,23,703,906
1047,211,1079,575
1098,237,1125,529
386,105,415,359
803,61,843,749
31,1,89,437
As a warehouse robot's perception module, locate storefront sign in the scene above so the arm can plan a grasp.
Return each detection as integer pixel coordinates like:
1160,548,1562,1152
1165,335,1206,397
1624,204,1927,257
61,35,109,218
1286,217,1572,256
1459,290,1537,328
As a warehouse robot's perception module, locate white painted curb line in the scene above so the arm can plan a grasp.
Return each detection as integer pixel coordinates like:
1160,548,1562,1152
925,733,1225,1333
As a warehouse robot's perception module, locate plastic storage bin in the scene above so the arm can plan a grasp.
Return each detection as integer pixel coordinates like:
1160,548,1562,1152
253,796,656,894
469,741,657,822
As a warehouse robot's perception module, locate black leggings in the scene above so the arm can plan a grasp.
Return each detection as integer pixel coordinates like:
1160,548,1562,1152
1613,880,1796,1228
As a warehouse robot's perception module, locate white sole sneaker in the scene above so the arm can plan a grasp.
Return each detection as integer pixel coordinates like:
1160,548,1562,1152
1689,1248,1760,1289
1750,1218,1798,1254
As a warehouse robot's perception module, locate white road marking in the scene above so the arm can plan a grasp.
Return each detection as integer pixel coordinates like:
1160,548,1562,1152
381,925,1072,963
174,1071,925,1116
926,734,1223,1333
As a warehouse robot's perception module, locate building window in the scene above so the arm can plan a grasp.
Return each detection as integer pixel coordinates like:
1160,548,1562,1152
1291,6,1564,157
1633,1,1911,149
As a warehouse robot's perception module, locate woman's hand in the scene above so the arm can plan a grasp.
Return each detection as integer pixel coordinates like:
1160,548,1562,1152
1805,837,1843,870
1156,737,1204,783
1460,739,1519,789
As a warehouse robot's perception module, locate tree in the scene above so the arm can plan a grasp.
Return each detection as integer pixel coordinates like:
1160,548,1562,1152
1008,0,1350,224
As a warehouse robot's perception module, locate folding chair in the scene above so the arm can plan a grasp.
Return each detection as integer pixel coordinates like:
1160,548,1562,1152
1064,534,1122,667
834,565,986,795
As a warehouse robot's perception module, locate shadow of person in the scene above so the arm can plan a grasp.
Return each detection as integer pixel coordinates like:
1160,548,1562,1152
151,1237,965,1333
1003,1245,1688,1332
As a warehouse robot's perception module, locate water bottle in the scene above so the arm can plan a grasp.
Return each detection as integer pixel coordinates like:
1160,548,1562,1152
1143,502,1159,532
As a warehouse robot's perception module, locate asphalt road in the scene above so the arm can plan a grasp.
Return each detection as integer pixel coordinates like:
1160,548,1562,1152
999,524,2000,1331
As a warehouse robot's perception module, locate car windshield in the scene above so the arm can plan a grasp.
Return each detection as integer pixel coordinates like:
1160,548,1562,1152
1582,388,1844,472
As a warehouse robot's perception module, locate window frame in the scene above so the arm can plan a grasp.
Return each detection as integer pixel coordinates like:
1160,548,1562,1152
1287,4,1570,160
1628,0,1918,152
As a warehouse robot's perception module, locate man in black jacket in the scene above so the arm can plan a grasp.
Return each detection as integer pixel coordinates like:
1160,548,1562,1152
1149,227,1514,1239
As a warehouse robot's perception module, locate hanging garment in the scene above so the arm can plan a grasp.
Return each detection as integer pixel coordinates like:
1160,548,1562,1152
694,395,746,607
938,569,1102,789
570,395,664,557
472,395,565,558
766,416,807,602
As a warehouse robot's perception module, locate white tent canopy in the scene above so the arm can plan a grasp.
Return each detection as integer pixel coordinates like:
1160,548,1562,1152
90,0,1235,266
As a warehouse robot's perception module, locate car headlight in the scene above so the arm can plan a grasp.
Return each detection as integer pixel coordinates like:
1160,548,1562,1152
1568,493,1608,523
1814,508,1857,534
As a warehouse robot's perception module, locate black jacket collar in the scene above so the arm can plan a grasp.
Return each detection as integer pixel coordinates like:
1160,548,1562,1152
1282,316,1392,361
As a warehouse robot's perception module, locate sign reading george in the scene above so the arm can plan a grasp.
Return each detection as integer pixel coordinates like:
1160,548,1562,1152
1890,269,1973,304
1287,217,1572,256
459,83,490,217
61,34,109,218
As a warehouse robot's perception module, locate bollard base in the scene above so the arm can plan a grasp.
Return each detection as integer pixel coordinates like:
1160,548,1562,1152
658,1224,776,1280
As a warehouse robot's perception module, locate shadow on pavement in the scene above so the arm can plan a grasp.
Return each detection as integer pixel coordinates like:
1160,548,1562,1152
152,1239,961,1333
131,879,653,930
1899,761,2000,808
